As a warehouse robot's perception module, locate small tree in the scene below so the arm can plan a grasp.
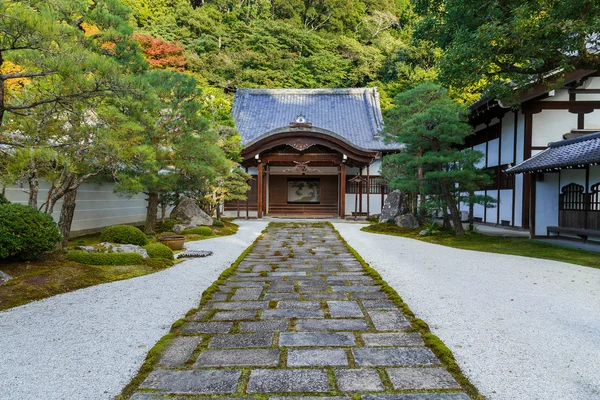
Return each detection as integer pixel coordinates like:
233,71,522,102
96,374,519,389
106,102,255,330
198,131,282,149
382,82,490,234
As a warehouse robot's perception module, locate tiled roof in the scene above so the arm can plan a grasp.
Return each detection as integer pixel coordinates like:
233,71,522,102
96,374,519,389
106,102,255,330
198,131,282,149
506,132,600,174
232,88,399,151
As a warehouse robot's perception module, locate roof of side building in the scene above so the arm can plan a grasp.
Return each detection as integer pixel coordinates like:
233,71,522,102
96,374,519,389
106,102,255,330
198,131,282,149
231,88,400,151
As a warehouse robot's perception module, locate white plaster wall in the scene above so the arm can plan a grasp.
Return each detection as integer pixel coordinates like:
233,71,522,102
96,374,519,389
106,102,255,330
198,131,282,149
473,190,485,220
584,110,600,130
345,166,360,175
584,76,600,90
532,110,578,147
499,189,513,224
485,190,498,224
500,112,515,165
514,174,523,227
535,174,560,235
248,167,258,175
473,143,486,168
487,138,499,167
344,194,383,215
368,159,383,175
560,169,586,189
540,88,570,101
4,181,147,233
590,166,600,190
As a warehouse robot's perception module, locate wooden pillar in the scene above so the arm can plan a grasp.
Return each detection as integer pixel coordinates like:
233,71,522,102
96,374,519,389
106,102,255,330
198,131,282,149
245,166,249,219
366,165,370,217
530,172,537,238
512,111,518,227
340,164,346,218
585,164,590,229
522,112,533,229
257,162,263,219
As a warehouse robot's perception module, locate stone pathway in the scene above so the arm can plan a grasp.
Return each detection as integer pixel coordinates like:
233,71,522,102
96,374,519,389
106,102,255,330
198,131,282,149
129,223,470,400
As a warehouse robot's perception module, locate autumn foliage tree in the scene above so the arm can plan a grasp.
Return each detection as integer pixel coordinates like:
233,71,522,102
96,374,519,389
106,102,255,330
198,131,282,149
133,33,187,71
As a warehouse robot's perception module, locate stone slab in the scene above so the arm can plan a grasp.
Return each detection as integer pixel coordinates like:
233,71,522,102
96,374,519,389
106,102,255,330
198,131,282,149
368,311,411,331
213,311,258,321
247,369,330,393
303,293,349,301
159,336,204,366
351,292,388,299
353,348,440,366
335,369,384,392
332,286,381,292
264,293,301,300
180,322,232,334
296,319,369,331
208,333,274,348
279,332,356,347
269,271,307,276
362,394,469,400
207,301,269,310
361,300,397,310
271,397,350,400
140,369,241,394
239,320,289,332
361,333,424,347
194,349,280,367
328,301,364,318
327,275,372,281
231,288,263,301
287,349,348,366
277,301,322,309
386,368,461,390
262,309,324,319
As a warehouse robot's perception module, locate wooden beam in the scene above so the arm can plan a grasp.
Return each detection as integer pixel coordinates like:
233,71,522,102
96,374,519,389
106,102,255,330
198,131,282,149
366,165,370,217
257,162,263,219
340,165,346,218
512,111,518,227
261,153,342,163
522,112,533,229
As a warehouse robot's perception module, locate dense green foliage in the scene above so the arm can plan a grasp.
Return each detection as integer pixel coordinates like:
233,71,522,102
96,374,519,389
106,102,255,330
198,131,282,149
0,194,9,205
182,226,214,236
159,219,180,232
212,219,225,227
143,243,174,260
121,0,439,103
382,83,489,234
0,203,62,260
67,250,144,265
100,225,149,246
414,0,600,103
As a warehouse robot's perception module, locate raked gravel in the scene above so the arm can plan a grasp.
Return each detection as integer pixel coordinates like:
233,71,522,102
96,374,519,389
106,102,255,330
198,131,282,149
0,220,267,400
334,223,600,400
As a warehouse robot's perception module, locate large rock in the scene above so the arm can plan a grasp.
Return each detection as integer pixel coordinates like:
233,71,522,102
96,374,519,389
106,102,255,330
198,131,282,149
394,213,419,228
0,270,12,285
78,242,149,258
170,196,213,227
379,190,409,223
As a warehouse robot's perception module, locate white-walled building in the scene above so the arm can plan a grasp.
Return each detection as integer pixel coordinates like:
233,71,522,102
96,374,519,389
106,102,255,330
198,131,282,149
462,69,600,239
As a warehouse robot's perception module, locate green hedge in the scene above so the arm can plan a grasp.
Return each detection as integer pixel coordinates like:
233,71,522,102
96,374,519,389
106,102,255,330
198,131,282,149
0,203,61,260
143,243,174,260
0,193,9,205
212,219,224,227
159,219,179,232
100,225,148,246
182,226,213,236
67,250,144,265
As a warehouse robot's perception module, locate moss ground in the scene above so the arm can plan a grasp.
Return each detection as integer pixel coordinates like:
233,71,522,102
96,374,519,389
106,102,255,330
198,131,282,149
0,222,240,312
362,223,600,270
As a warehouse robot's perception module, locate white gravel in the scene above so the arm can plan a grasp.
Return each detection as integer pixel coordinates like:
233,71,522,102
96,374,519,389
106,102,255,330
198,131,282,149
334,223,600,400
0,220,267,400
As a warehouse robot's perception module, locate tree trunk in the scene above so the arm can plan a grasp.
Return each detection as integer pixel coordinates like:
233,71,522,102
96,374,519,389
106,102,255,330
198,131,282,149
468,190,475,232
145,192,159,234
160,200,167,223
58,190,77,249
216,202,222,220
442,205,451,230
440,180,464,234
28,169,39,209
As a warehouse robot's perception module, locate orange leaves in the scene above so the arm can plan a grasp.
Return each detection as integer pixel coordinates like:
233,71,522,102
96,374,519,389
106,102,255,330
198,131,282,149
1,62,28,98
132,33,187,71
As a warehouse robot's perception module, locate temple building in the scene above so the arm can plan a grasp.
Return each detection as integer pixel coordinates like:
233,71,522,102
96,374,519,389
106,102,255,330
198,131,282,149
224,88,400,218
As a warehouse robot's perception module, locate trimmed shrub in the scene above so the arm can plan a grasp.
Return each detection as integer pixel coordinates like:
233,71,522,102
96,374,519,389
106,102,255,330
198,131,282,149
212,219,224,227
67,250,144,265
159,219,179,232
100,225,148,246
182,226,213,236
144,258,174,268
0,193,9,205
143,243,174,260
0,203,61,260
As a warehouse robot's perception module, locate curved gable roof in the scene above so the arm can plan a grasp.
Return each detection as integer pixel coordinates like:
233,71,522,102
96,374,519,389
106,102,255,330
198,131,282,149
232,88,399,151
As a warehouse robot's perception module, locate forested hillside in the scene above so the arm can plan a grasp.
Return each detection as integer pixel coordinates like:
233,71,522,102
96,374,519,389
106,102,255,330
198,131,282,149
122,0,440,107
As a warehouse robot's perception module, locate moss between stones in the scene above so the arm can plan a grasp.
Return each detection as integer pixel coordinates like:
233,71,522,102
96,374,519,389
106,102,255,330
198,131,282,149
118,227,268,399
327,222,484,400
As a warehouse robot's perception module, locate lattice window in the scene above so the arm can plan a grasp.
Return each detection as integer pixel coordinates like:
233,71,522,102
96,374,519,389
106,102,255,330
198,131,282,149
590,182,600,211
560,183,585,210
346,176,388,194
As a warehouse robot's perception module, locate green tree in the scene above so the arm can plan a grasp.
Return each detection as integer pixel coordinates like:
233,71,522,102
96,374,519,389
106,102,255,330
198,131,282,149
414,0,600,103
116,70,229,233
382,83,489,234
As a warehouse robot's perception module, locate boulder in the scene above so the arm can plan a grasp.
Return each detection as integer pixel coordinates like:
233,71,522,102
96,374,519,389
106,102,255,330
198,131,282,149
170,196,213,227
394,213,419,228
79,242,149,258
379,190,409,223
172,224,192,234
0,270,12,285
